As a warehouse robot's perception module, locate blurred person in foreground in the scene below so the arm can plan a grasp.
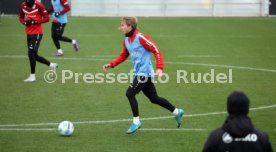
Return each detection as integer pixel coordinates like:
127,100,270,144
202,91,273,152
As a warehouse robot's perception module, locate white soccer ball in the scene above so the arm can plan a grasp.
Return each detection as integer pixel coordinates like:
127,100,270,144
58,121,74,136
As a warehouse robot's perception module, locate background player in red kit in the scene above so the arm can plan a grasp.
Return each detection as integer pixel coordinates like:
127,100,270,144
19,0,57,82
47,0,79,56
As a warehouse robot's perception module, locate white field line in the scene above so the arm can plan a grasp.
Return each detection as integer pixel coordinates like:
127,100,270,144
249,104,276,110
166,61,276,73
0,128,206,132
0,55,26,58
1,55,276,73
140,128,206,131
0,128,56,131
0,55,112,61
0,104,275,128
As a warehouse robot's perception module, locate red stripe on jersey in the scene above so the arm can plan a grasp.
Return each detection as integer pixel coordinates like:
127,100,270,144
139,33,164,70
139,34,159,53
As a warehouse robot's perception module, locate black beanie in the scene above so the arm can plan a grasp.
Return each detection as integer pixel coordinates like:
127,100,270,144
25,0,35,8
227,91,249,115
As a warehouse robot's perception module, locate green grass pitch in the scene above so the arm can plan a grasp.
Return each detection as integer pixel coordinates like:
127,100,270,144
0,16,275,151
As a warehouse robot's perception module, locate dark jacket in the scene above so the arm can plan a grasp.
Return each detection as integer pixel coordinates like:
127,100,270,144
202,115,273,152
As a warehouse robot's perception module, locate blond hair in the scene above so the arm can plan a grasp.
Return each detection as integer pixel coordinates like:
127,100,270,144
121,16,138,29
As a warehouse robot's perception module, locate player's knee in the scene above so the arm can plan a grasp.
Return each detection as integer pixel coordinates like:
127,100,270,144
28,48,35,54
51,33,56,39
28,51,36,59
56,34,62,40
52,33,60,40
126,89,136,98
148,95,159,104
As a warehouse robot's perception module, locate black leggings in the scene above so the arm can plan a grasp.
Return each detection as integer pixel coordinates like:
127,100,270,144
51,22,72,50
27,34,50,74
126,76,175,117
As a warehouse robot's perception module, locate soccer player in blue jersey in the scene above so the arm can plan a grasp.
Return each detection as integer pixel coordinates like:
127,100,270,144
47,0,78,56
103,16,184,134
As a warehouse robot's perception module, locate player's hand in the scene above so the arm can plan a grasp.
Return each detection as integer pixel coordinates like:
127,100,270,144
54,12,61,17
103,64,111,72
24,20,38,26
24,20,31,26
29,20,38,25
46,9,51,14
156,69,163,78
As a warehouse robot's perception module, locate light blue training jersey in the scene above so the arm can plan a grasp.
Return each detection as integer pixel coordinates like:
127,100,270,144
51,0,68,24
125,33,154,77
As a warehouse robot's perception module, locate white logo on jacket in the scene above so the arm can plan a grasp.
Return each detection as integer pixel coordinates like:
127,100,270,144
222,133,233,143
222,132,258,143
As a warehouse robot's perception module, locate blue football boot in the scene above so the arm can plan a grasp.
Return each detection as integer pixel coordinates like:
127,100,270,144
175,109,184,128
126,122,142,134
